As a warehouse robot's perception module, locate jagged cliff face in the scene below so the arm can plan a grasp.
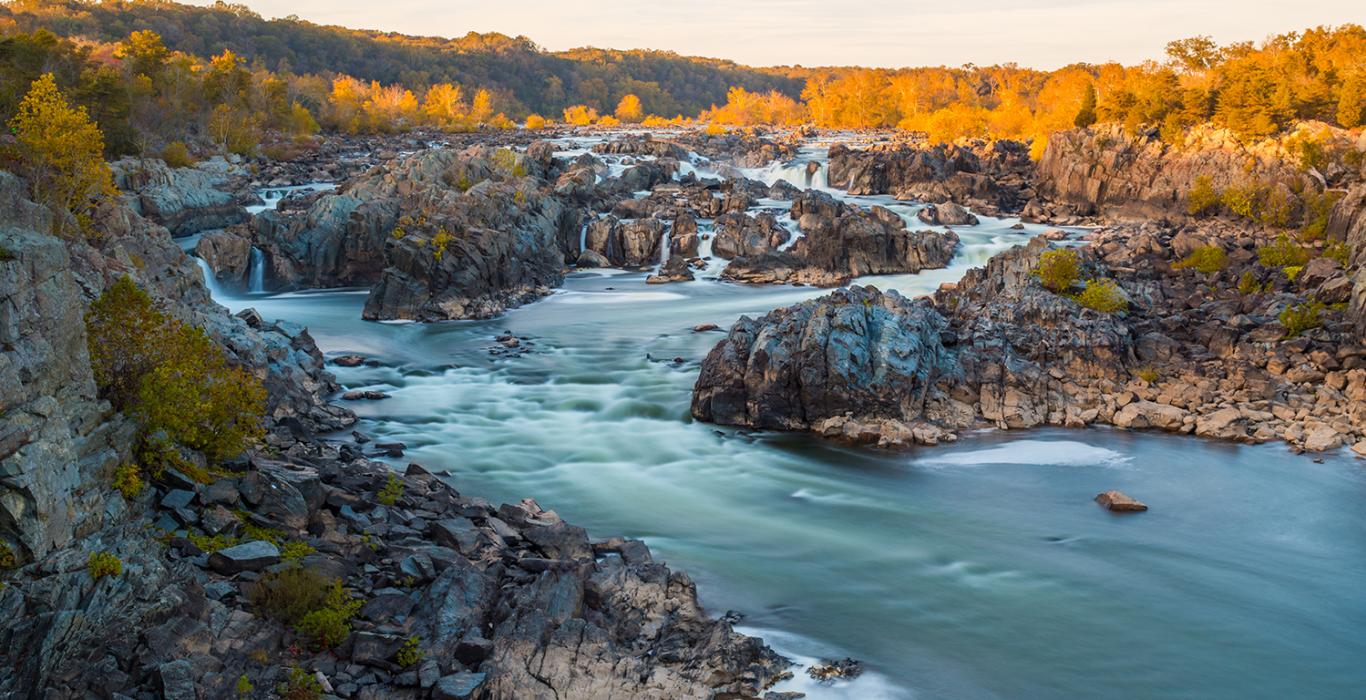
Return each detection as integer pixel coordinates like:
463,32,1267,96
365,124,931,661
1035,124,1315,220
1327,184,1366,339
0,173,136,563
0,170,353,565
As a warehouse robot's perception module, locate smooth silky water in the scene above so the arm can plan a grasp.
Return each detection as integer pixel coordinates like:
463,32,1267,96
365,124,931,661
200,154,1366,699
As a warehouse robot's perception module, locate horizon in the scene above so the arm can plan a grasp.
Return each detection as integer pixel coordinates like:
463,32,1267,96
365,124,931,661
183,0,1366,70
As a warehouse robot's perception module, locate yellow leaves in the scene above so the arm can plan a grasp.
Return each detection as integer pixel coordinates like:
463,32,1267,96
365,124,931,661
524,113,548,129
562,104,599,126
701,87,805,127
614,94,643,123
9,73,116,235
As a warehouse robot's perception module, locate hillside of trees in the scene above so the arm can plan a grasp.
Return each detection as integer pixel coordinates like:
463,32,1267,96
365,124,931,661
706,27,1365,147
0,0,802,118
0,0,1360,167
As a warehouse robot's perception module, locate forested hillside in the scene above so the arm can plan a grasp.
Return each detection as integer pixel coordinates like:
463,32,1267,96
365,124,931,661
0,0,803,117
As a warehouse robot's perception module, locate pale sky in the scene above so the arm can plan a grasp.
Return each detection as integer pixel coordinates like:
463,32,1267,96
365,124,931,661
190,0,1366,69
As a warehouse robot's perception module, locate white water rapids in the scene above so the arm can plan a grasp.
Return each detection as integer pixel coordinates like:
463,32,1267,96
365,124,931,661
190,141,1366,699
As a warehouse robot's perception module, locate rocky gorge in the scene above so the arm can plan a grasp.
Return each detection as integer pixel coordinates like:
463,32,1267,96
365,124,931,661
4,118,1366,700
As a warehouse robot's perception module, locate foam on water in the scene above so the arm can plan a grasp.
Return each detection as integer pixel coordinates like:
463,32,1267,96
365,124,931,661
913,440,1130,468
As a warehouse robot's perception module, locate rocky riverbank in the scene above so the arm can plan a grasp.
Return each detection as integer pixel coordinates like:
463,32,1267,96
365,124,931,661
0,169,793,699
694,221,1366,454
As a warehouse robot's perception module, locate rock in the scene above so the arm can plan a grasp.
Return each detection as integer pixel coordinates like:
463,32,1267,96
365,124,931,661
194,231,253,288
917,202,979,226
645,255,695,284
432,672,486,700
111,158,247,235
1302,425,1343,452
807,657,863,682
1352,440,1366,457
693,323,720,332
207,540,281,575
333,354,367,367
575,248,611,268
1112,401,1187,431
1095,491,1148,512
692,285,952,429
342,390,391,401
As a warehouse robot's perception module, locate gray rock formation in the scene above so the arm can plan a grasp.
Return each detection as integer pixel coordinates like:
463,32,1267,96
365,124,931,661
722,191,958,286
1327,184,1366,339
0,172,135,564
111,158,247,235
1034,124,1311,221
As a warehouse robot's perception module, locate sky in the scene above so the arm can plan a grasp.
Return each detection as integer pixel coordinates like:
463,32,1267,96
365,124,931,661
190,0,1366,69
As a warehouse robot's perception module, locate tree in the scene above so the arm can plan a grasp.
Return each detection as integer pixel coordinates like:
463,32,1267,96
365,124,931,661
470,88,494,123
1338,74,1363,128
615,93,643,123
115,30,169,79
1165,36,1220,72
1073,82,1098,128
562,104,599,126
8,73,116,232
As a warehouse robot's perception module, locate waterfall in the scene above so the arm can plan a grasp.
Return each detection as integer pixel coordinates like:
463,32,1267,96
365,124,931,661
195,257,226,300
249,247,266,293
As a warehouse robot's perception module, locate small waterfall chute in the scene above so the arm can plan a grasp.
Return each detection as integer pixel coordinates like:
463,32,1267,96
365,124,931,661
248,247,266,293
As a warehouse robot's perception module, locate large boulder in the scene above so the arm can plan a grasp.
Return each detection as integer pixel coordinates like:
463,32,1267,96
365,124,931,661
110,158,246,235
692,285,954,429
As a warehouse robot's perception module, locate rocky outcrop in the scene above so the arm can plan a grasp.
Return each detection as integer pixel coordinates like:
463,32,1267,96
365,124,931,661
0,172,134,564
1327,184,1366,339
194,230,254,288
1033,124,1315,221
0,449,788,699
692,285,953,430
722,191,958,286
712,211,790,258
917,202,978,226
111,158,247,236
828,140,1033,214
244,146,581,322
582,215,666,269
695,227,1366,452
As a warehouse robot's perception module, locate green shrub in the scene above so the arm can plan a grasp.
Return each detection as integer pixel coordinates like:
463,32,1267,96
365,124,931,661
294,580,362,649
235,674,254,699
1172,245,1226,274
88,551,122,579
1279,301,1324,338
1300,190,1341,240
1257,186,1293,228
161,141,195,168
1136,367,1159,384
1283,265,1302,281
1221,182,1261,220
134,323,265,463
1324,242,1352,267
280,541,315,562
0,542,16,569
86,277,266,464
1237,270,1262,295
249,568,361,649
248,567,333,624
0,246,15,262
112,463,145,498
276,667,322,700
187,532,237,552
1186,175,1221,216
1074,278,1128,313
377,474,404,506
430,229,453,263
1257,235,1310,269
396,636,423,668
1036,249,1080,293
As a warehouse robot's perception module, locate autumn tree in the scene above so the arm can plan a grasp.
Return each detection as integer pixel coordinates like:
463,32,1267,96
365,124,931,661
562,104,599,126
115,30,169,79
615,93,643,123
1074,82,1097,128
8,73,116,233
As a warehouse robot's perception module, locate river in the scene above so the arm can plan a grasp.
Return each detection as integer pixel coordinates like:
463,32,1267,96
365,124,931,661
198,144,1366,699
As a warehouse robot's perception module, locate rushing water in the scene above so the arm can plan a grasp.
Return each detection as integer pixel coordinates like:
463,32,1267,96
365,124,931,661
197,148,1366,699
